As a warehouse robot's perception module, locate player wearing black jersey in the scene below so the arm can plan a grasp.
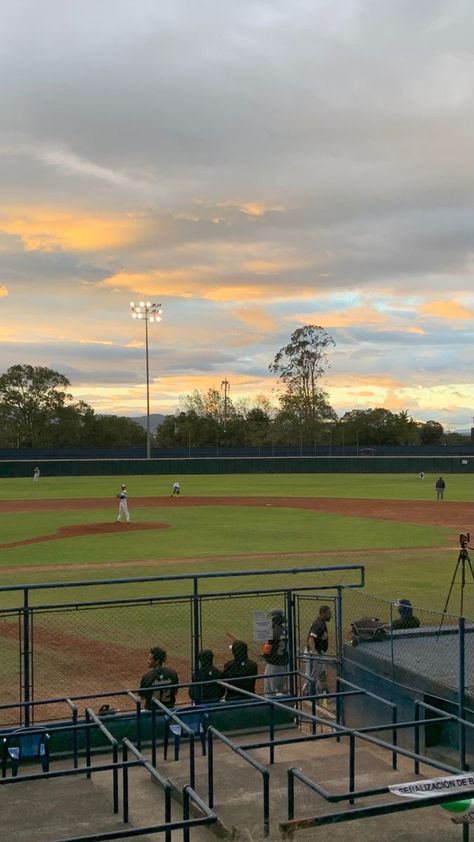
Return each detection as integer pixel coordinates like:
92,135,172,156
139,646,179,710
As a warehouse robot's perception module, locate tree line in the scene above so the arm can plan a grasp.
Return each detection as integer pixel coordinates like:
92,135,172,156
0,327,467,449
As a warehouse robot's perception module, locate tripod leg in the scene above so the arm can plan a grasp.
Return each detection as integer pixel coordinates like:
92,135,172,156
441,556,462,618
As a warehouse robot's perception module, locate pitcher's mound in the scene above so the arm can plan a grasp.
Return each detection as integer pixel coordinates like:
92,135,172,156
0,521,169,550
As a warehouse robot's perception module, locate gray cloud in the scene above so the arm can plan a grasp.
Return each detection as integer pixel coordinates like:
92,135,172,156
0,0,472,426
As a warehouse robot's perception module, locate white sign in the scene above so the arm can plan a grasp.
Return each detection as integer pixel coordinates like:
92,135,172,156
253,611,272,642
389,774,474,800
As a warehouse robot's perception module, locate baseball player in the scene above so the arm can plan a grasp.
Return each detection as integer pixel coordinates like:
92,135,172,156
116,484,130,522
33,466,40,481
171,481,181,497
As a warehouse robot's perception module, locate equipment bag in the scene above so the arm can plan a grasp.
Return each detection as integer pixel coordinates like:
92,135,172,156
350,617,389,646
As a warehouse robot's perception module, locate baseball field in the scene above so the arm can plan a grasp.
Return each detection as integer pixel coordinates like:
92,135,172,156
0,471,471,602
0,471,472,708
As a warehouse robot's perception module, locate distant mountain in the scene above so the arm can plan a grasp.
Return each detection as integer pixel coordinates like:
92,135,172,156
132,413,167,434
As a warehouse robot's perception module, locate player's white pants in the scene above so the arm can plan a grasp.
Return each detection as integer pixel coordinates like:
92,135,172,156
118,501,130,521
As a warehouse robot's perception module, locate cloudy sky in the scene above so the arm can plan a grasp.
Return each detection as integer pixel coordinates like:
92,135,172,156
1,0,473,429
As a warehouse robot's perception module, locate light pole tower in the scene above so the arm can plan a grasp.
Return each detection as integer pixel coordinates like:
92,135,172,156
130,301,162,459
221,379,230,430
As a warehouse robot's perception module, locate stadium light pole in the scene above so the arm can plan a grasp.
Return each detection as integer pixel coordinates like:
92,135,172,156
130,301,162,459
221,379,230,430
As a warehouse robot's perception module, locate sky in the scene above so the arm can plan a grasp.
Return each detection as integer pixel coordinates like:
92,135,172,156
0,0,473,430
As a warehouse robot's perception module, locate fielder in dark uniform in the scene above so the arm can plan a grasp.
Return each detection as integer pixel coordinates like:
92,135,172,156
304,605,331,695
139,646,179,710
221,640,258,701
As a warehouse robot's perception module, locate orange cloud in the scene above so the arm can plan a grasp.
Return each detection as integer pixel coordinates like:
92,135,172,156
237,202,285,217
233,305,277,331
293,305,388,329
0,286,8,297
1,206,149,252
241,258,309,275
421,299,473,319
102,268,315,303
79,339,114,346
331,374,403,389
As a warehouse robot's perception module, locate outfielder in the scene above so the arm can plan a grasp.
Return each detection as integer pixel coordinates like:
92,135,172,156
171,481,180,497
116,484,130,522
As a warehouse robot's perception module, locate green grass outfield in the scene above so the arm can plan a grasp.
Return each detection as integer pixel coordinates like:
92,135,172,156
0,471,472,501
0,472,472,614
0,471,472,703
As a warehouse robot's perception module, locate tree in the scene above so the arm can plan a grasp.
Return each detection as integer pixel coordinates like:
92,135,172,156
339,408,419,446
0,364,73,447
87,414,147,447
269,325,336,424
419,420,444,444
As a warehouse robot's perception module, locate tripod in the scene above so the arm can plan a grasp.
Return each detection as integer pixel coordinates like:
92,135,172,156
442,544,474,618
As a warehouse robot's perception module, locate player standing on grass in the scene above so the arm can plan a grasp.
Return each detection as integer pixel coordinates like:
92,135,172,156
33,466,40,481
116,484,130,522
435,476,446,500
171,481,181,497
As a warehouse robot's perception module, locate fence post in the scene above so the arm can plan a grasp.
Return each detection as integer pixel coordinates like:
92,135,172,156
288,768,295,820
193,577,201,680
336,586,343,667
459,616,466,771
207,728,214,808
22,588,31,726
263,770,270,837
414,701,420,775
122,742,129,823
349,732,355,804
390,602,395,683
183,786,190,842
269,702,275,765
286,592,296,698
85,709,91,779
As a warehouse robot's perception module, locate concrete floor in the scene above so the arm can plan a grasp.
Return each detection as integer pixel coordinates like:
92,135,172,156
1,721,471,842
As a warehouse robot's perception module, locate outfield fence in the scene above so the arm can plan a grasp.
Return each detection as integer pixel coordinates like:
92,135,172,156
0,454,472,477
0,564,472,735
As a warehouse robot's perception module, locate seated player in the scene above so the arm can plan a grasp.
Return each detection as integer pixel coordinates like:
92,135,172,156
392,599,420,630
221,640,258,701
138,646,179,710
189,649,224,704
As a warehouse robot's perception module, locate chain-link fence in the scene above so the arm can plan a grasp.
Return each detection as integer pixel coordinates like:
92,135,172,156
1,567,472,729
341,586,474,696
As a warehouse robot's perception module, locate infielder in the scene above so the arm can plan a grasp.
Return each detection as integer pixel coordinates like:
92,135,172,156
116,484,130,522
171,481,181,497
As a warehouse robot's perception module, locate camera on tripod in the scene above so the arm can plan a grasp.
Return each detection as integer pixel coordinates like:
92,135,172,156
459,532,471,549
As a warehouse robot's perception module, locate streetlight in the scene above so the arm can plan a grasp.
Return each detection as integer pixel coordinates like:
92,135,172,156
130,301,162,459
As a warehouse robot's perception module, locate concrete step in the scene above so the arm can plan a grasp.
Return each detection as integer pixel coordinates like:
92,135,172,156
2,729,468,842
1,774,130,842
153,726,468,842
